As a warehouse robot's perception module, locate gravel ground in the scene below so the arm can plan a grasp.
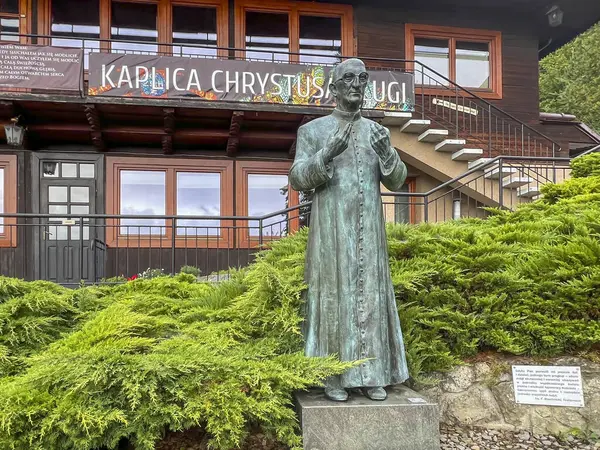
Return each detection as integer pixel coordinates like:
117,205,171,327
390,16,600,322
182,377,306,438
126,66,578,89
441,425,600,450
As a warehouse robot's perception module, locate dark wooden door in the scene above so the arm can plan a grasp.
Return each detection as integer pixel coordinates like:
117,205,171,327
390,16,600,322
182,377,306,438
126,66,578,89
40,176,97,284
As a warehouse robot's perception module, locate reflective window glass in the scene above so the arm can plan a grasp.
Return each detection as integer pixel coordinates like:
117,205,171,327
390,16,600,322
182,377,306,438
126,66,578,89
299,15,342,64
120,170,165,234
414,37,450,86
49,186,68,203
51,0,100,68
62,163,77,178
245,11,289,62
248,174,289,237
456,41,490,89
42,162,59,177
80,164,95,178
172,6,217,58
176,172,220,236
0,17,18,41
111,2,158,55
0,0,19,14
70,186,89,203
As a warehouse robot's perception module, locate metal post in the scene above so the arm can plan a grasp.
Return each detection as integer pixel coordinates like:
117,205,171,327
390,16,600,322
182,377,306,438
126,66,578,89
171,217,176,275
455,85,459,137
259,218,264,247
423,196,429,223
498,159,504,208
79,217,84,282
521,125,525,156
421,66,425,120
488,105,492,155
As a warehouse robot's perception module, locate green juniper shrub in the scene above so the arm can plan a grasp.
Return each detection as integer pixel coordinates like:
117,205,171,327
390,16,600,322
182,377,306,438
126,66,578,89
1,154,600,449
571,152,600,179
179,265,202,277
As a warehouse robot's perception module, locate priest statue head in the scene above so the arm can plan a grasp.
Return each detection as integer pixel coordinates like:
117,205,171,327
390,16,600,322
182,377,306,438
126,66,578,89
330,58,369,113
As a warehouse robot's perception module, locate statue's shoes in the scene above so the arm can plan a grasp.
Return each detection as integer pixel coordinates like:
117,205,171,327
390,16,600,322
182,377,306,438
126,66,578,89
324,388,349,402
362,386,387,401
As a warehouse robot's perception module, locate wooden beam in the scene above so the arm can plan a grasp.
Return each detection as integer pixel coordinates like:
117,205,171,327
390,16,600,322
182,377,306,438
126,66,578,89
25,123,297,142
84,105,106,151
163,108,175,154
289,115,315,157
226,111,244,157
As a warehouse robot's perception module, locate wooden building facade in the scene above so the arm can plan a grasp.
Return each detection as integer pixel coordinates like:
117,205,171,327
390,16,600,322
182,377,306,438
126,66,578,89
0,0,598,284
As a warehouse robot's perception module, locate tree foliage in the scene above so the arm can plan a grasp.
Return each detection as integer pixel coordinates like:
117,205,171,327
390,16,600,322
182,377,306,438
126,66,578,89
1,155,600,449
540,22,600,131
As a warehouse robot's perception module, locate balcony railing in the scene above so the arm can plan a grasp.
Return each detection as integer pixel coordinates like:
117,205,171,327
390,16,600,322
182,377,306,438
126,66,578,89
0,156,571,285
1,34,561,159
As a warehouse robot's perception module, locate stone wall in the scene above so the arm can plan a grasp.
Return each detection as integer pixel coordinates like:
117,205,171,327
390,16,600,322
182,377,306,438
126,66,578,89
418,357,600,436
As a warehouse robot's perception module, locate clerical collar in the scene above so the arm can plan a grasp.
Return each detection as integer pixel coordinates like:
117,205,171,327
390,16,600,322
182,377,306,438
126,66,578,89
332,108,362,122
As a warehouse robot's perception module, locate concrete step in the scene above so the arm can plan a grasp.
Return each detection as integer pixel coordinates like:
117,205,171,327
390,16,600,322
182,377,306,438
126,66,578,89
484,166,518,180
381,111,413,127
400,119,431,134
502,176,533,188
435,139,466,153
418,129,448,143
518,185,541,198
452,148,484,161
468,158,493,170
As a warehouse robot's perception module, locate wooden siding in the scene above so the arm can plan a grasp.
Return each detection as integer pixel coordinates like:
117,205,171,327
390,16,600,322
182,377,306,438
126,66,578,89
354,3,540,123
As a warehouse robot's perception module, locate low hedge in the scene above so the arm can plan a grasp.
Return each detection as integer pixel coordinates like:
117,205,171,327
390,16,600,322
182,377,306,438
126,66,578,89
1,155,600,449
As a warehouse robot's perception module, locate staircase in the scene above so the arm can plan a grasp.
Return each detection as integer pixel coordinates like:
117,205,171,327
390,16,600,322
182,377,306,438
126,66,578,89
381,111,571,222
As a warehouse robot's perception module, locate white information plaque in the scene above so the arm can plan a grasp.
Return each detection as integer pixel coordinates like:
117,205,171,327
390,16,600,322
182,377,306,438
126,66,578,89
512,365,584,408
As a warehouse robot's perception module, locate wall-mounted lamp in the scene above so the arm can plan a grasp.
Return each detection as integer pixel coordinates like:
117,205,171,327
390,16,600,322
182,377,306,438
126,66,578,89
4,116,26,147
546,5,564,27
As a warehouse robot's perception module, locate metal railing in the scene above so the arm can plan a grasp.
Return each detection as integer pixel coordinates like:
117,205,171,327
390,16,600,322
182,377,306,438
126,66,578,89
0,156,570,285
0,203,311,286
1,33,562,158
381,156,571,223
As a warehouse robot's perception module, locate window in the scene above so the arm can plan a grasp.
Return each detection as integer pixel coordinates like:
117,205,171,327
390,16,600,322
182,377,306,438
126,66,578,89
172,5,218,58
111,1,158,55
406,24,502,99
0,155,17,247
299,15,341,64
41,0,228,57
235,0,354,63
394,179,416,224
244,10,289,62
106,157,233,247
236,161,299,247
51,0,100,68
0,0,21,42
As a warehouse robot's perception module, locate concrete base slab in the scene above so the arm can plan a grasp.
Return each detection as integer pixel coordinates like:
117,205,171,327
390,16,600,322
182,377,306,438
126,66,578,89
295,385,440,450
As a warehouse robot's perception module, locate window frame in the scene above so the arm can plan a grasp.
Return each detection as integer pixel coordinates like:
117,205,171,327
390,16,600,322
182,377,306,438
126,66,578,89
235,160,299,248
234,0,355,63
405,24,503,100
0,0,30,44
105,156,234,248
0,154,17,248
39,0,228,57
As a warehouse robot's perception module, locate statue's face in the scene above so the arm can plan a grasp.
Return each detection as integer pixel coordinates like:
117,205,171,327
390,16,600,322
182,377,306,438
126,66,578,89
330,60,369,112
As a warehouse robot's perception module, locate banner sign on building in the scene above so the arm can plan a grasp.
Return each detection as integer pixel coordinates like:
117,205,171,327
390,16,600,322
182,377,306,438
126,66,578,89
0,44,82,91
88,53,415,111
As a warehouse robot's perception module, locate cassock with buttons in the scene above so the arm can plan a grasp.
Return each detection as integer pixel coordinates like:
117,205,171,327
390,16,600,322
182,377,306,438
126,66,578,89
289,107,410,389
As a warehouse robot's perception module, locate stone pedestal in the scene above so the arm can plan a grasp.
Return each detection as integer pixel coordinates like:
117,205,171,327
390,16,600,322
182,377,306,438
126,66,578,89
295,385,440,450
